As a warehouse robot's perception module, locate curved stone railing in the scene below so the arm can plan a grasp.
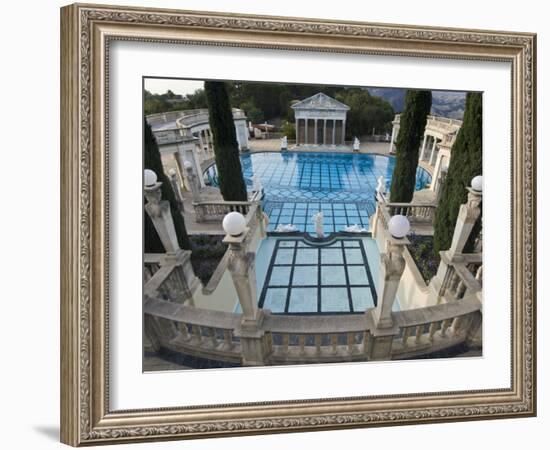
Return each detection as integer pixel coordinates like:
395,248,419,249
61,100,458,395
176,108,246,129
394,114,462,129
144,292,482,366
377,191,437,227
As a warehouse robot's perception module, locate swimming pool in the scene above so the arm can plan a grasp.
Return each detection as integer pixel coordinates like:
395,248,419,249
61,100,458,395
203,151,431,234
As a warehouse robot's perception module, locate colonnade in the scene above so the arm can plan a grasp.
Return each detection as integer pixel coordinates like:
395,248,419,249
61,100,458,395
295,118,346,145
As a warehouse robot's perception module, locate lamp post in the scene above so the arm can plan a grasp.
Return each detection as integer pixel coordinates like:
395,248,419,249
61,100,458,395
432,175,483,302
143,169,200,302
143,169,180,254
367,215,410,360
222,212,269,365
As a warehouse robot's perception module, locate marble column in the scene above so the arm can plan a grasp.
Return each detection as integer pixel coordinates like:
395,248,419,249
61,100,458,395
429,138,438,165
295,119,299,145
332,119,336,145
342,119,346,145
420,134,428,161
314,119,318,144
323,119,327,145
304,118,309,145
389,126,396,153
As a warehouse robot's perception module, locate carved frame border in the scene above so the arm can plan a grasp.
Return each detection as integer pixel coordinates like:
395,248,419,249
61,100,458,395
60,3,536,446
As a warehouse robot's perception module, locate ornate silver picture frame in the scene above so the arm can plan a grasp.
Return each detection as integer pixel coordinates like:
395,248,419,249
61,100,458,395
60,3,536,446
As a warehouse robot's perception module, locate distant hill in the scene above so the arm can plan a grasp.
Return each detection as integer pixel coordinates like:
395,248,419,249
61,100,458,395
367,88,467,120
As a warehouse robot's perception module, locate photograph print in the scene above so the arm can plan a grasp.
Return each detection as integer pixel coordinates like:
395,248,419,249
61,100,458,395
142,78,483,371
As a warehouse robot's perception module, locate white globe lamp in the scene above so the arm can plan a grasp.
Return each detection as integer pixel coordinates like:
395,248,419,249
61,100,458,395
388,215,410,239
471,175,483,192
183,160,193,170
144,169,157,187
223,212,247,237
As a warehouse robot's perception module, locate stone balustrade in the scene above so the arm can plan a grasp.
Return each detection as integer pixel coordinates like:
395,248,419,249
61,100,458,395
377,192,437,226
437,252,482,302
144,290,482,366
193,201,251,223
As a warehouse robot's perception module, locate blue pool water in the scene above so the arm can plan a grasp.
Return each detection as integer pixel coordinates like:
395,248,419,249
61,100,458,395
204,151,431,234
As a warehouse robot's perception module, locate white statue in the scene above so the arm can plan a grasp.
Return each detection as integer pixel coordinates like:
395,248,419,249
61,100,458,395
376,175,386,196
280,135,288,151
275,223,298,232
251,175,263,193
353,137,360,151
312,211,324,238
344,224,368,233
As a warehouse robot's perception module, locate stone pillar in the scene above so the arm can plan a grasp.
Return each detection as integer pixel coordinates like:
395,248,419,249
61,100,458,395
184,162,201,203
367,235,407,360
332,119,336,145
224,229,269,366
420,134,428,161
342,119,346,145
314,119,318,144
168,169,185,212
323,119,327,145
144,181,180,254
449,187,482,255
389,125,396,153
304,118,309,145
198,130,206,153
373,237,408,329
430,186,482,302
429,138,438,165
295,119,299,146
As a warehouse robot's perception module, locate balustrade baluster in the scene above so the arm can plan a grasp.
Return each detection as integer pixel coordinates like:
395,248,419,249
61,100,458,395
363,331,370,354
415,325,422,343
282,334,289,353
402,327,410,347
331,334,338,355
223,329,234,350
178,322,190,341
451,316,463,336
454,280,466,300
191,325,202,343
440,319,451,337
298,334,306,356
315,334,322,355
428,321,438,342
208,327,217,347
347,332,355,354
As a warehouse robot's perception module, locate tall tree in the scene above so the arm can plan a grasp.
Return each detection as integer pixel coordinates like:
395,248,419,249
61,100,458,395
389,90,432,203
433,92,482,254
204,81,248,201
144,118,191,252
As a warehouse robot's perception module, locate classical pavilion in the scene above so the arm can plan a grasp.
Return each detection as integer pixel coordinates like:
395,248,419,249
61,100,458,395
292,93,350,146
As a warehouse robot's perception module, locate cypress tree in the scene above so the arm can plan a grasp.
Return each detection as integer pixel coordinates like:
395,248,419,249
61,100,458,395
433,92,483,255
144,118,191,252
389,90,432,203
204,81,248,201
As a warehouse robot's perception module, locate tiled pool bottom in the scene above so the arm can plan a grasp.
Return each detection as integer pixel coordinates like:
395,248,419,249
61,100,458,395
258,237,378,314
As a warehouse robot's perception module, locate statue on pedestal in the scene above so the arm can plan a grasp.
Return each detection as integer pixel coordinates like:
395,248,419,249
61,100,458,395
312,211,325,238
280,135,288,151
353,137,360,151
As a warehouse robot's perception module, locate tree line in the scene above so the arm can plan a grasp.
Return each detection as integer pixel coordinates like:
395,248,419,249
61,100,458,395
145,82,395,138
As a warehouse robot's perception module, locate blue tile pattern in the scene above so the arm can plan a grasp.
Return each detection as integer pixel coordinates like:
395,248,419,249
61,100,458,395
204,151,431,233
259,238,377,314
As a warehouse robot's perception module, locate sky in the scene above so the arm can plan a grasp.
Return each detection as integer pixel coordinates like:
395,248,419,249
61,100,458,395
144,78,204,96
